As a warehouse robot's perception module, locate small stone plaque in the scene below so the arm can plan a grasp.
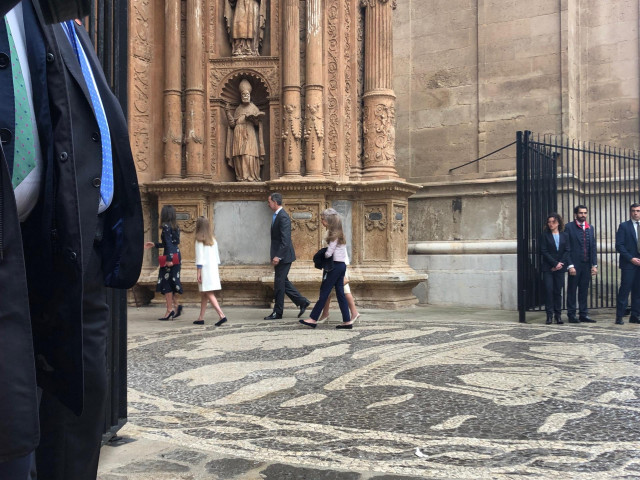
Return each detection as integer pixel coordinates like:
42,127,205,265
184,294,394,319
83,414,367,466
368,212,383,221
176,213,190,220
395,212,403,220
292,212,313,220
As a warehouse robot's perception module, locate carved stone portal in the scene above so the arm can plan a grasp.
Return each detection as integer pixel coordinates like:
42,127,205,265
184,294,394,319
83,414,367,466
130,0,425,308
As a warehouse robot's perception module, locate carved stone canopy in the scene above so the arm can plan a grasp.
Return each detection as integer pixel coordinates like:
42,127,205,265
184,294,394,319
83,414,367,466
220,72,270,109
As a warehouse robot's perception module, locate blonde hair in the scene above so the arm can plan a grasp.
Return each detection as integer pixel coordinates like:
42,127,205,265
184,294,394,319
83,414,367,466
195,216,215,246
321,208,346,245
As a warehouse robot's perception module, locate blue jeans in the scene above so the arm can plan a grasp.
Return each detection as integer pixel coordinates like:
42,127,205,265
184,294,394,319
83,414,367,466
309,262,350,323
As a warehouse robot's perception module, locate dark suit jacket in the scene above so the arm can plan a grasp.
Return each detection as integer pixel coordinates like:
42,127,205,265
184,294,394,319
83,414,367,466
270,208,296,264
566,221,597,267
0,0,143,461
540,231,571,272
615,220,640,270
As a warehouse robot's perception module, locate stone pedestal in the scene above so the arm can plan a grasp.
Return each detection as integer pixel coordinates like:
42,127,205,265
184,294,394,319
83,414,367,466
137,180,424,308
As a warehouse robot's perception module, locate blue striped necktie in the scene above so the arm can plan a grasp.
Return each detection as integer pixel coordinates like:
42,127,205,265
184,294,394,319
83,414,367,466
62,20,113,211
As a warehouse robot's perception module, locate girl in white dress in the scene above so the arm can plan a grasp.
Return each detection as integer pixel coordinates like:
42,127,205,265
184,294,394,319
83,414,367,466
193,217,228,326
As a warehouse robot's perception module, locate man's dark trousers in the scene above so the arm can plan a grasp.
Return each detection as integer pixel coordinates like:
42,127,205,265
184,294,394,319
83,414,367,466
273,262,307,317
617,267,640,318
567,262,592,318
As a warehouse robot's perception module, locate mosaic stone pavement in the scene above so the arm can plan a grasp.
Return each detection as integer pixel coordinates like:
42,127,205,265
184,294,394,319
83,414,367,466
98,306,640,479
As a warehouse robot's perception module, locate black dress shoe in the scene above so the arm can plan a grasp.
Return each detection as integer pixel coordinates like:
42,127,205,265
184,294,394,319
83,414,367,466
554,314,564,325
264,312,282,320
579,316,596,323
299,319,317,328
336,323,353,330
546,315,553,325
568,316,580,323
298,301,311,318
215,317,228,326
615,317,624,325
629,316,640,324
174,305,183,318
159,311,175,321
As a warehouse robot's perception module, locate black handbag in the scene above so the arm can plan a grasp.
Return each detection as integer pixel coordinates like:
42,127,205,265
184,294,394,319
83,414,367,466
313,247,334,271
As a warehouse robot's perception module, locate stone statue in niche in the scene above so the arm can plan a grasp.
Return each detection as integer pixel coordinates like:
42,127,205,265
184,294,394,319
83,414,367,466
224,0,266,56
224,79,266,181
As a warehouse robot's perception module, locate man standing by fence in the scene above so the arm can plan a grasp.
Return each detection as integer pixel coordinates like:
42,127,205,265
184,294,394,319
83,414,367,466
566,205,598,323
615,203,640,325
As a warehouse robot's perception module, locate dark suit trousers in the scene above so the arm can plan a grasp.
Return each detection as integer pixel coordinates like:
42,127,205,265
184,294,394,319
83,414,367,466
273,262,307,316
616,267,640,318
566,262,591,317
0,452,31,479
309,262,350,323
543,270,565,315
36,242,109,480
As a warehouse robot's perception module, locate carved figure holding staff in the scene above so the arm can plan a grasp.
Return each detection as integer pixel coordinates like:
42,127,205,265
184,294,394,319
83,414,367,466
225,79,266,182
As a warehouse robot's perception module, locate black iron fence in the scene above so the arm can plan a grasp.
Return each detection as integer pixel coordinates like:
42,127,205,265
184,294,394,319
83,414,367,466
85,1,129,442
517,131,640,322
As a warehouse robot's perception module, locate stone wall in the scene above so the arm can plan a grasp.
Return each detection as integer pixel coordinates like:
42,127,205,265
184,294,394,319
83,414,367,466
395,0,639,307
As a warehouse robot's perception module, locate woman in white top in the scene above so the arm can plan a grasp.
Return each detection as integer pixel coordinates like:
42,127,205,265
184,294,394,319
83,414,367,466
318,249,360,324
193,217,228,326
300,209,353,329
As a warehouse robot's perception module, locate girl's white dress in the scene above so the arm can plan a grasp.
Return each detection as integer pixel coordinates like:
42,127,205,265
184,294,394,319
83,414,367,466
195,240,221,291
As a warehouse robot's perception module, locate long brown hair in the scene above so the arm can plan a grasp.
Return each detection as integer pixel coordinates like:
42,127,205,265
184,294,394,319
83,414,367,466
160,204,178,230
322,208,346,245
195,216,215,246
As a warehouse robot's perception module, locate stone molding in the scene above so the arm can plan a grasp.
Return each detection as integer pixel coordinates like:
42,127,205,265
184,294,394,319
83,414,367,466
409,240,517,255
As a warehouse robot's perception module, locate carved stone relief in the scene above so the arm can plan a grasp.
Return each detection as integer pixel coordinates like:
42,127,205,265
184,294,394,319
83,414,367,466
131,0,152,173
223,79,266,182
223,0,267,56
282,104,302,166
304,103,324,167
363,103,396,167
363,205,387,260
289,204,320,260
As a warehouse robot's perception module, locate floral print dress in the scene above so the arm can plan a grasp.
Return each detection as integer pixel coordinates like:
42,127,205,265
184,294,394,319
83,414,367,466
155,224,183,294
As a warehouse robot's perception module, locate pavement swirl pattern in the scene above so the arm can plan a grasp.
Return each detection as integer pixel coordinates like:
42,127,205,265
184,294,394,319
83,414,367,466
119,311,640,479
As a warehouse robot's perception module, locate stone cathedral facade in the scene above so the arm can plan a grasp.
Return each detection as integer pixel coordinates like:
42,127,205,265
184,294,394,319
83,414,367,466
129,0,424,307
129,0,639,309
394,0,639,309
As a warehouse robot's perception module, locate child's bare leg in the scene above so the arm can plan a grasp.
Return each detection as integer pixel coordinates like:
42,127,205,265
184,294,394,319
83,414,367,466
346,293,359,318
206,292,225,318
198,293,208,321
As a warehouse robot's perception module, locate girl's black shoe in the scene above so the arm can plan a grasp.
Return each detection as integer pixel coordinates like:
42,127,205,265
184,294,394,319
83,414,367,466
215,317,228,326
159,311,175,321
174,305,183,318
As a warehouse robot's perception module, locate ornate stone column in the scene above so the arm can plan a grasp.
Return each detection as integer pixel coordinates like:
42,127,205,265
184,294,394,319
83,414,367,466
185,0,205,177
162,0,182,178
361,0,398,179
304,0,324,177
281,0,302,176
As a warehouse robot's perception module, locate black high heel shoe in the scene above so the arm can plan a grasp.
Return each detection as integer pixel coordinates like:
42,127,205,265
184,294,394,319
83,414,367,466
336,323,353,330
158,311,175,321
174,305,183,318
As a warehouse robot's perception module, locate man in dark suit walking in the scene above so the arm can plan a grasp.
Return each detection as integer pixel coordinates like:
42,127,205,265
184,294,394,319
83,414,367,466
264,192,310,320
566,205,598,323
615,203,640,325
0,0,143,477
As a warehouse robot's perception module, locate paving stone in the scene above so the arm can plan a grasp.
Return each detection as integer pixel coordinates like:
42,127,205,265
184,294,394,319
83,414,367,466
99,306,640,479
